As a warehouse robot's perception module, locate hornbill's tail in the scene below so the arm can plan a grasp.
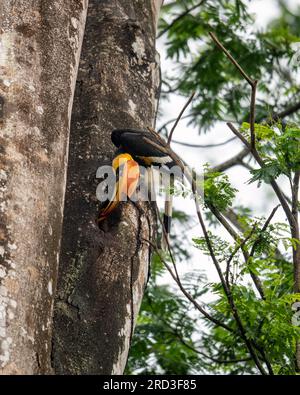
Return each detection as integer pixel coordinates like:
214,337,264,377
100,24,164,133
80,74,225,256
161,174,174,250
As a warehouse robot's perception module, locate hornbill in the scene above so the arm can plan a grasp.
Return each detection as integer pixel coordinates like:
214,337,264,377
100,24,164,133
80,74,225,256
110,128,179,247
98,153,140,222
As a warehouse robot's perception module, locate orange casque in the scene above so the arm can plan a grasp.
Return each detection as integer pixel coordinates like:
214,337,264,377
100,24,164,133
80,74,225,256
98,153,140,222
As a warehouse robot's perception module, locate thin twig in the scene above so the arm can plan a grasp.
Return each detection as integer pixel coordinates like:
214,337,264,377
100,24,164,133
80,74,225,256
157,113,235,134
209,32,257,149
172,136,237,148
158,113,195,133
250,80,258,149
239,160,254,171
291,171,300,296
167,91,196,145
212,147,250,172
209,32,253,86
273,100,300,121
226,225,258,287
208,204,265,299
249,205,280,259
172,331,252,365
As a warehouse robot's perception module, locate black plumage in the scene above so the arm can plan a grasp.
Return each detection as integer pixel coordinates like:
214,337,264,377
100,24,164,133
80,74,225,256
111,129,176,168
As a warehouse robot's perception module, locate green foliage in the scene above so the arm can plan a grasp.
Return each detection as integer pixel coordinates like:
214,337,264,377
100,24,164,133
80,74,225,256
245,122,300,186
203,164,237,211
240,122,275,140
193,232,231,261
248,160,283,185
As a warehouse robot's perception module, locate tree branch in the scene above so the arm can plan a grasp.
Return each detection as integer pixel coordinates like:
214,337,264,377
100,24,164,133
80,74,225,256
208,205,265,299
213,147,250,172
249,80,258,149
209,32,257,149
167,91,195,145
172,136,236,148
249,205,280,259
226,225,257,287
172,331,252,365
292,170,300,371
209,32,253,85
273,100,300,121
292,170,300,294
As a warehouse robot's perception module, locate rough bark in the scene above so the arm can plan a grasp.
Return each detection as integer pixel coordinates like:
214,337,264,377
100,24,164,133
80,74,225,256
0,0,88,374
52,0,162,374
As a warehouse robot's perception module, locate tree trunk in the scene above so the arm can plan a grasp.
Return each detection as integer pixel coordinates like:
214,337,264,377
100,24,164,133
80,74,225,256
0,1,88,374
52,0,162,374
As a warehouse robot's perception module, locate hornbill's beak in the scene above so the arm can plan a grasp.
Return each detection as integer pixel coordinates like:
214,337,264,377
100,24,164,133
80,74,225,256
98,153,140,222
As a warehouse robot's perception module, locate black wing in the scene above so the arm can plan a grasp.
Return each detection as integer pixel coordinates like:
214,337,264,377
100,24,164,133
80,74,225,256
111,129,168,157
